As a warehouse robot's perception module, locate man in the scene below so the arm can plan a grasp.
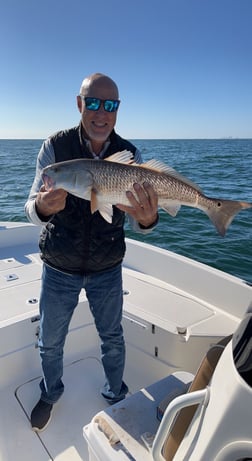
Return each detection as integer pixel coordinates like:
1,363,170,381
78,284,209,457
25,73,158,432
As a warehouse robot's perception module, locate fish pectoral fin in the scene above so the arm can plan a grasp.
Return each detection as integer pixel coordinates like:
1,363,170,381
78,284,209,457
161,204,181,217
90,190,113,223
105,150,135,165
99,204,113,223
90,189,99,214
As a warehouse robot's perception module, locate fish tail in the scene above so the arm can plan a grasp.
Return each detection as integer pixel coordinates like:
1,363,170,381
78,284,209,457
206,200,252,236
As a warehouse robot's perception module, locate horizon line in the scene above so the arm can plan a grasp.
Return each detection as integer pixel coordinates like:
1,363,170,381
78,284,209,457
1,137,252,141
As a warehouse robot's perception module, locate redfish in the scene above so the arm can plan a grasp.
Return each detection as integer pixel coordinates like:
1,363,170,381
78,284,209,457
42,150,252,236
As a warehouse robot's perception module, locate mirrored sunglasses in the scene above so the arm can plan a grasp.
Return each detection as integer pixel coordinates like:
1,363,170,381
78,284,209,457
81,96,120,113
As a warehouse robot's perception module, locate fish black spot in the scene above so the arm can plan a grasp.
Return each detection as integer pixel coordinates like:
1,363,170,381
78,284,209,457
217,202,222,207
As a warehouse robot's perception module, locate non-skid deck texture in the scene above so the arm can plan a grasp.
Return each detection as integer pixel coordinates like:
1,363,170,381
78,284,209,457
16,357,109,460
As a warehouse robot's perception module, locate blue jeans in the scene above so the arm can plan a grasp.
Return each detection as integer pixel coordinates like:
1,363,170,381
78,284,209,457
38,263,128,404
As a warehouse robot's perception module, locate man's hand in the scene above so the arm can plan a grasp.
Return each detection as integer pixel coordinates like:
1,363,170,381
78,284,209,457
35,185,68,218
116,182,158,228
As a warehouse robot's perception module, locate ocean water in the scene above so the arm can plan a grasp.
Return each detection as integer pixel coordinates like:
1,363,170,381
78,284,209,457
0,138,251,283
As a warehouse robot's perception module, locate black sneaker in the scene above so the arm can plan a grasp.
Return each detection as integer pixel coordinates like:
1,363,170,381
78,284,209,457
31,399,53,432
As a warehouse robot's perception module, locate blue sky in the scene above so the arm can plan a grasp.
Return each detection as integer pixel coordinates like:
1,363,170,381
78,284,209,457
0,0,251,139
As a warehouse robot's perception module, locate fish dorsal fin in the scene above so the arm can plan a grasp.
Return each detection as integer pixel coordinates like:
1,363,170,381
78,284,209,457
140,159,203,192
140,159,171,172
105,152,202,192
105,150,135,165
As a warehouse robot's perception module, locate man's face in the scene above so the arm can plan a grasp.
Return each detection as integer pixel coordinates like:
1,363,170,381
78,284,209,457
77,77,119,150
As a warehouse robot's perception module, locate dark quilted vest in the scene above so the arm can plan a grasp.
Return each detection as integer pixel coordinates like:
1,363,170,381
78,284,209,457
39,124,137,274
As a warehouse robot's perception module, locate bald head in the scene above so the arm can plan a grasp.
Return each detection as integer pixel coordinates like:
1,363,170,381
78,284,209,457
79,73,119,99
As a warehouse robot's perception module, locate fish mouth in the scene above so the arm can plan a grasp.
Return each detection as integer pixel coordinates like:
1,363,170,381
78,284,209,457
42,173,55,190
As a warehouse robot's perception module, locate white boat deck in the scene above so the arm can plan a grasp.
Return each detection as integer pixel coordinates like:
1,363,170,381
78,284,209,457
15,357,109,460
0,356,192,461
1,222,251,460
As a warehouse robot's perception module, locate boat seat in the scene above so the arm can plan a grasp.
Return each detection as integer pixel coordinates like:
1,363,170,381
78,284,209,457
83,371,194,461
83,336,234,461
161,335,231,460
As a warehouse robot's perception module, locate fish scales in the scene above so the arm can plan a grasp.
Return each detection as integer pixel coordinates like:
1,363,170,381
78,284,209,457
91,161,199,206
